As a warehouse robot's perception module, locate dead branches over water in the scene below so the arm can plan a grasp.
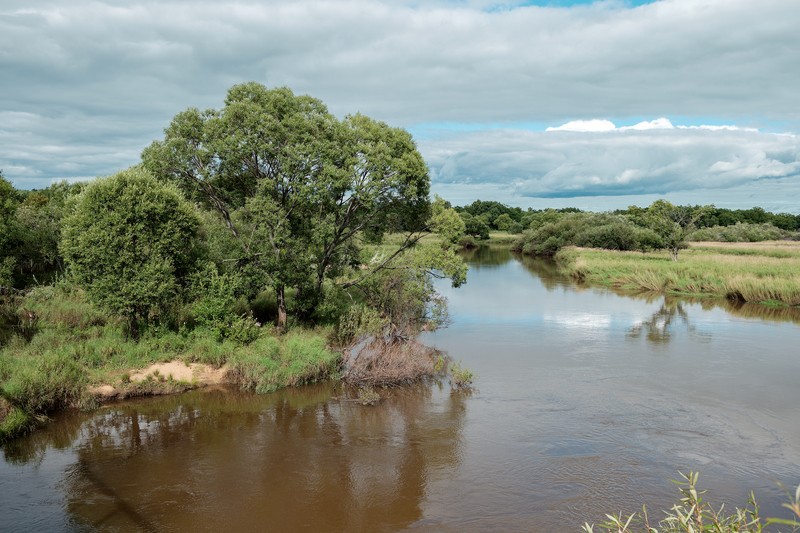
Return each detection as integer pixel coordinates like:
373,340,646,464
341,335,444,386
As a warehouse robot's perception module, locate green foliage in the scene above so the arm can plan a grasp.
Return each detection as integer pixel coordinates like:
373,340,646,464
24,283,108,332
457,200,523,229
583,471,800,533
448,362,474,389
142,82,432,329
644,200,707,261
430,195,466,246
514,212,656,257
187,264,261,344
460,212,491,239
508,221,524,234
493,213,514,231
514,201,798,260
61,167,202,336
618,204,800,231
0,178,85,288
335,303,387,345
0,257,13,288
226,332,339,393
0,173,19,286
348,242,466,337
459,235,478,249
690,222,790,243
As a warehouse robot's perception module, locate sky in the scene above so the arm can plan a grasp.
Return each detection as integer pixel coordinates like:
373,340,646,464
1,0,799,212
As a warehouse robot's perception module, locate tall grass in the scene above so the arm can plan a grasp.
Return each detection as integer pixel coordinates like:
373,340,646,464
583,471,800,533
226,331,339,393
557,243,800,306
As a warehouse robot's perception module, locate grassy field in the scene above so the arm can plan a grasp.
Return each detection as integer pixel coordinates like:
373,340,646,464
556,241,800,306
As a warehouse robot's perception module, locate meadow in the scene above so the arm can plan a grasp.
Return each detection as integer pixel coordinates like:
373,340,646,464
556,241,800,306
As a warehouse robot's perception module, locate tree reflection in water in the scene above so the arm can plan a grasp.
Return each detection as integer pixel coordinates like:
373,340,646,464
628,297,710,344
8,383,468,531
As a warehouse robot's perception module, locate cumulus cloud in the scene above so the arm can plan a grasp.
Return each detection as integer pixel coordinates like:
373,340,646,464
546,119,617,132
422,122,800,208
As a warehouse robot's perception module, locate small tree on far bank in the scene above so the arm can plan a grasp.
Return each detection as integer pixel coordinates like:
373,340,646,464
61,167,201,337
645,200,706,261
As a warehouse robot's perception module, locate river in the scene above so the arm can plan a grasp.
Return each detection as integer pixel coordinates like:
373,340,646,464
2,246,799,531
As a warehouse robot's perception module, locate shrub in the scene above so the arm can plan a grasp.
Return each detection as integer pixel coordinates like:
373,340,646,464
690,222,790,243
61,167,201,337
449,361,474,389
335,303,386,346
188,264,261,344
515,213,665,257
459,235,478,249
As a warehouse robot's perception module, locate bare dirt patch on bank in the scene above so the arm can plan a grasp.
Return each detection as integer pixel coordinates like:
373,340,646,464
91,360,229,400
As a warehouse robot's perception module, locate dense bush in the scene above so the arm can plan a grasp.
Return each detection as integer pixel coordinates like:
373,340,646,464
689,222,790,242
187,264,261,344
513,213,659,257
459,212,490,239
61,167,202,336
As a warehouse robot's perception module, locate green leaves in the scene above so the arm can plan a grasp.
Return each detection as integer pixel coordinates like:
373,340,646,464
61,167,201,336
142,82,438,328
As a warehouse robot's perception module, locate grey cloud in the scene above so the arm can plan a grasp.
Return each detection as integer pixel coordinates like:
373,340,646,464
422,126,800,204
1,0,799,190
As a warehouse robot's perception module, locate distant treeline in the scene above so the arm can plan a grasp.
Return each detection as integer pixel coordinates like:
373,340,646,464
448,199,799,259
452,199,800,237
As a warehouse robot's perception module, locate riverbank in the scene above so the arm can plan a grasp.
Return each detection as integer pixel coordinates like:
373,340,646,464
0,278,468,443
556,241,800,306
0,333,339,442
0,283,341,442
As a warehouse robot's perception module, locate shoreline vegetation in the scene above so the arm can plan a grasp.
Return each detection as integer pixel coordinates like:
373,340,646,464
556,241,800,307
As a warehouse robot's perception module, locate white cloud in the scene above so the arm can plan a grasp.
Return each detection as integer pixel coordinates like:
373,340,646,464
621,118,674,131
545,117,757,133
546,119,617,132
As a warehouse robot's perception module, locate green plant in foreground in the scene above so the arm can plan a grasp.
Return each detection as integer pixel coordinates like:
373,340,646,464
449,362,474,389
582,471,800,533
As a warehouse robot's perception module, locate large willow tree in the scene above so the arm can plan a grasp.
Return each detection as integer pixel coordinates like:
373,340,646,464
142,83,434,329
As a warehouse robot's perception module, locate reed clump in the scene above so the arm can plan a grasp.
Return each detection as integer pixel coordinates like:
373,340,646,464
582,471,800,533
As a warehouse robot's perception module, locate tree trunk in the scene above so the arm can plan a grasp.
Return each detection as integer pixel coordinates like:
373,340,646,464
276,285,287,332
128,316,140,340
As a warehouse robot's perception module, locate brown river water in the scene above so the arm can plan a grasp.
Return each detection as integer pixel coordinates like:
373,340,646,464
2,246,800,532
